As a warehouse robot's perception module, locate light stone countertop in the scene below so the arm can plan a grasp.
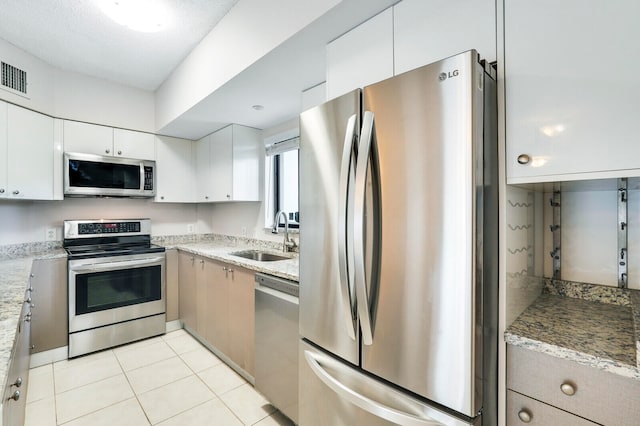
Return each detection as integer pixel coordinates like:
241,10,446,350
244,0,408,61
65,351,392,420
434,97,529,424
168,242,299,282
505,279,640,380
0,249,67,402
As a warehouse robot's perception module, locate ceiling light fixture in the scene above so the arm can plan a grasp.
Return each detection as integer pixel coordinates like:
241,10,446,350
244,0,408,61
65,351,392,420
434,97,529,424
252,105,264,111
98,0,171,33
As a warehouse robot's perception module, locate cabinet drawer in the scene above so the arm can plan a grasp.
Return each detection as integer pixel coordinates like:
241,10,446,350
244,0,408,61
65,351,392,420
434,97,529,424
507,390,597,425
507,345,640,425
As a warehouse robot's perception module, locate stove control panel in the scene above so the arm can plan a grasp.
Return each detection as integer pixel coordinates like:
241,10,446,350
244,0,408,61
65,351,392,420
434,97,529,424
78,221,141,235
64,219,151,239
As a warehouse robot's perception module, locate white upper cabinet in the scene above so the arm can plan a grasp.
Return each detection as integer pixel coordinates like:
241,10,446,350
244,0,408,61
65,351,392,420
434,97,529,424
195,124,261,203
210,125,234,201
63,120,112,156
63,120,154,160
195,134,213,202
505,0,640,183
155,135,195,203
393,0,496,75
0,101,7,198
5,104,55,200
326,8,394,100
113,128,155,160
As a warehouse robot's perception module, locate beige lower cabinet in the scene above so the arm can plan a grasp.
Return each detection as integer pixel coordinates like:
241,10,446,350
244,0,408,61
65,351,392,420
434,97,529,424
30,257,67,353
165,249,179,322
507,344,640,425
178,251,197,330
228,265,255,376
177,250,255,377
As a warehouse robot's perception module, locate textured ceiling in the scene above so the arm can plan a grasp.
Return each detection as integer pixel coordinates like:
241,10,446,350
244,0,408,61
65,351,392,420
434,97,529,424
0,0,240,90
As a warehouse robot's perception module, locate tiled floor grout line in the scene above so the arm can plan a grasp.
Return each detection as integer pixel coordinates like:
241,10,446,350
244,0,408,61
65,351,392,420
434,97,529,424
113,347,153,426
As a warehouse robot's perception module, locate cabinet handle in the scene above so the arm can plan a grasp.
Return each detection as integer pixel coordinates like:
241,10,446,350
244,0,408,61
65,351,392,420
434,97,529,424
0,188,4,193
11,377,22,388
105,149,110,154
12,190,19,195
517,409,532,423
226,194,231,199
517,154,530,165
205,196,209,200
8,390,20,401
160,196,165,200
199,259,205,265
118,150,122,155
560,382,576,396
24,313,32,322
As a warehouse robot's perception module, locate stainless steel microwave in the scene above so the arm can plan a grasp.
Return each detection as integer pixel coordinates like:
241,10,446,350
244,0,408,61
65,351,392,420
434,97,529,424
64,152,156,197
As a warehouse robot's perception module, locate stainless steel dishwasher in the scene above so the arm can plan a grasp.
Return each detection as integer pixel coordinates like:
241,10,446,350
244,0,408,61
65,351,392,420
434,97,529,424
254,273,299,424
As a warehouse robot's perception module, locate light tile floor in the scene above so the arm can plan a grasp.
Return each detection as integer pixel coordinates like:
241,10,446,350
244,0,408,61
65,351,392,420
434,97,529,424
25,330,295,426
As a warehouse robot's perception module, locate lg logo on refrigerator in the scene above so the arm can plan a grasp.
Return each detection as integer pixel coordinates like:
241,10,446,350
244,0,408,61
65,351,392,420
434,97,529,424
438,70,459,81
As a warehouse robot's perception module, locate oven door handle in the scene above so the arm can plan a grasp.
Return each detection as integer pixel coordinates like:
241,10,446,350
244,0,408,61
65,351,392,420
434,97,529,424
69,257,165,273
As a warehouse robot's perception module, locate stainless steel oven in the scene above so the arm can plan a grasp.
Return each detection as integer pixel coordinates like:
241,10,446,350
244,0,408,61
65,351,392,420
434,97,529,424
64,219,166,358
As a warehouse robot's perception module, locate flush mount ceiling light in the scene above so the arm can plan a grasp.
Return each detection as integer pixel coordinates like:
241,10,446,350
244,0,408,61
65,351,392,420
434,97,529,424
252,105,264,111
98,0,171,33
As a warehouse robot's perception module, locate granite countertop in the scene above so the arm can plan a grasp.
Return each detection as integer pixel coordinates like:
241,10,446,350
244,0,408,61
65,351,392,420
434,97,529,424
169,242,299,282
0,248,67,399
505,279,640,380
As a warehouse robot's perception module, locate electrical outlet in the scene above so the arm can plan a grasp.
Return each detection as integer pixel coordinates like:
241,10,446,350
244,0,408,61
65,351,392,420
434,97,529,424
45,228,57,241
187,224,195,234
241,227,247,237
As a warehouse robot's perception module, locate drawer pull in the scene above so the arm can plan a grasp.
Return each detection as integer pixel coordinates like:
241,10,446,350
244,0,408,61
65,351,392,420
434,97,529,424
8,390,20,401
517,409,532,423
517,154,531,164
560,382,576,396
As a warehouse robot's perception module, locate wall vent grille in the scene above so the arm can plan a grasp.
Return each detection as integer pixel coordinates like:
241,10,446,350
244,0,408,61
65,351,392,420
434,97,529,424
1,62,27,94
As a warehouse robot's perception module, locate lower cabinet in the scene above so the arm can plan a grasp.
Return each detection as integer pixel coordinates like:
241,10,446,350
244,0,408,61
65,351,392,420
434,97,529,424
165,249,179,322
30,257,67,353
507,344,640,425
2,296,31,426
177,250,255,377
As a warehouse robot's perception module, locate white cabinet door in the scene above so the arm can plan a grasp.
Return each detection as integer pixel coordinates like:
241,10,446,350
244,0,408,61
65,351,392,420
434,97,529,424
393,0,496,75
210,125,233,202
195,134,212,202
0,101,7,198
7,105,54,200
326,8,394,100
231,125,260,201
155,136,195,203
113,128,155,160
505,0,640,183
63,120,113,156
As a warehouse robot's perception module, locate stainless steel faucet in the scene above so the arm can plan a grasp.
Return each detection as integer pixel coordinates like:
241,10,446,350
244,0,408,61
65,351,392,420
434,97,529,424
272,211,297,252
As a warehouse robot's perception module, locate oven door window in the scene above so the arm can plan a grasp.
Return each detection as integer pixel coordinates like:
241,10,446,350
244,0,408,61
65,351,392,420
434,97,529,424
75,265,161,314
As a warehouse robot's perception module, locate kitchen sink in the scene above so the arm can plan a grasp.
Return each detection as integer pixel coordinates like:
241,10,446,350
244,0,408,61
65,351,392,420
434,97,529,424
230,250,291,262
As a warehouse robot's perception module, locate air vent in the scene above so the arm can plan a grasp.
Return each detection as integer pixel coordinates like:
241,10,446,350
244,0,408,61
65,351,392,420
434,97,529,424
1,62,27,94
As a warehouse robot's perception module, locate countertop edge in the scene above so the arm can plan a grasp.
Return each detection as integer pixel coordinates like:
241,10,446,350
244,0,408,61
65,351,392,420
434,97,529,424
505,332,640,381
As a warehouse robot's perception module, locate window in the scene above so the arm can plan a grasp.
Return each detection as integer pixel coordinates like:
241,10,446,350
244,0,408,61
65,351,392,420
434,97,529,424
265,135,299,229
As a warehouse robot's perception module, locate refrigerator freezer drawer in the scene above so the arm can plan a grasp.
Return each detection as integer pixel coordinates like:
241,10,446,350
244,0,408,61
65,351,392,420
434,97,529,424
299,340,479,426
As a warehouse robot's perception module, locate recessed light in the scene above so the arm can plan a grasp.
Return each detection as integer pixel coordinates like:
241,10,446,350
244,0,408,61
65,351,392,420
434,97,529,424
252,105,265,111
98,0,170,33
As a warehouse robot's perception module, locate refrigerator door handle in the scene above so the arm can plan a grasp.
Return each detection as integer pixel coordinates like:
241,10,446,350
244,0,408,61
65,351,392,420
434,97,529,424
354,110,376,345
304,350,444,426
338,113,358,340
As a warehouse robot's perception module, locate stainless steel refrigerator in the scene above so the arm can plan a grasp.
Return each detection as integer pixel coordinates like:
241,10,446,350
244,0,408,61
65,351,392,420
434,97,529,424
299,50,498,426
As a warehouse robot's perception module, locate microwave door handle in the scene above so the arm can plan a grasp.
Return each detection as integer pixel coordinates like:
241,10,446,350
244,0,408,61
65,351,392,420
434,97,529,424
338,114,358,341
69,257,164,273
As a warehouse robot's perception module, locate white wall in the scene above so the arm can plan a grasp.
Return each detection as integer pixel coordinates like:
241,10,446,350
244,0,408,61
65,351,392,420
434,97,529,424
542,189,640,290
0,38,155,132
155,0,340,132
0,199,214,245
